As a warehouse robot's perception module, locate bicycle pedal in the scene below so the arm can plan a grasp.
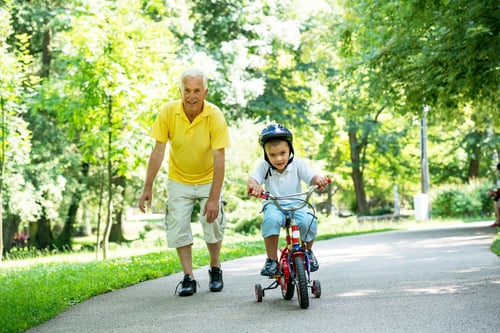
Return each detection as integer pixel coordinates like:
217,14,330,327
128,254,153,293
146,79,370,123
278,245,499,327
269,274,281,279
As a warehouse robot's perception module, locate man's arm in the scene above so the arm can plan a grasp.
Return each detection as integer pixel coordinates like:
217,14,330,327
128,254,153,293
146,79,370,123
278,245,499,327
138,141,166,213
204,148,225,223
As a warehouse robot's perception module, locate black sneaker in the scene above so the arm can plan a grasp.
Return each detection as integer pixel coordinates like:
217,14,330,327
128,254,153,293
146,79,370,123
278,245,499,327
260,258,279,276
175,274,197,296
209,267,224,292
308,250,319,272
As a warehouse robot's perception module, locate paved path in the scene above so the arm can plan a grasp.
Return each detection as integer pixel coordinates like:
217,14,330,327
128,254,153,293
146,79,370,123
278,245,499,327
28,222,500,333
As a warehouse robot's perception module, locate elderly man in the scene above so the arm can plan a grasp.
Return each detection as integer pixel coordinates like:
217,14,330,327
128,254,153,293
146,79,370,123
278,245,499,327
139,69,230,296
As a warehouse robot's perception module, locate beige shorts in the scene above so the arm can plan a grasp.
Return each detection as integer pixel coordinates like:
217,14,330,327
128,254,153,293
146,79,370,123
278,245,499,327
164,180,226,248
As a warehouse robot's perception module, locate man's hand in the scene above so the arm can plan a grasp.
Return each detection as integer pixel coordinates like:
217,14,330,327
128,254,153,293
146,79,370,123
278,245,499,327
203,198,219,223
138,190,152,213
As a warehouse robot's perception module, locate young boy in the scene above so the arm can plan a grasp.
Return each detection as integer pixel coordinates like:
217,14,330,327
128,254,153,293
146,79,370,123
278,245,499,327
247,123,329,276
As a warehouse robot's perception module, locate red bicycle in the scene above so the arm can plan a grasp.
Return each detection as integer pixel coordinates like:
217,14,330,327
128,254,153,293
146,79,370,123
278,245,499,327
253,179,330,309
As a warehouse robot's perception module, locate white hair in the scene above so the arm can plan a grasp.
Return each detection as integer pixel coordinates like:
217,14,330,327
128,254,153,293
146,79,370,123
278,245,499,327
180,69,208,90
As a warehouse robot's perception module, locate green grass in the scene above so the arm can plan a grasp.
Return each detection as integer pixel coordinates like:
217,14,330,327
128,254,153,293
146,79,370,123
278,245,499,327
0,216,497,333
492,232,500,256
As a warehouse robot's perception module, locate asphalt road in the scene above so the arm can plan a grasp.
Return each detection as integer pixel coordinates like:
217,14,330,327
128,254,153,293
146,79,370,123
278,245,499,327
27,222,500,333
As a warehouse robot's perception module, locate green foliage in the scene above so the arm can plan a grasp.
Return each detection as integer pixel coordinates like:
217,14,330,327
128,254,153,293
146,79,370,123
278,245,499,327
0,240,270,333
228,197,262,235
1,0,500,254
491,232,500,256
0,251,180,333
225,119,262,198
431,180,494,218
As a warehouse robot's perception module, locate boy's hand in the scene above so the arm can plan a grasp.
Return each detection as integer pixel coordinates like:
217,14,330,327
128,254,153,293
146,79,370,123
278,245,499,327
247,179,262,197
314,176,330,192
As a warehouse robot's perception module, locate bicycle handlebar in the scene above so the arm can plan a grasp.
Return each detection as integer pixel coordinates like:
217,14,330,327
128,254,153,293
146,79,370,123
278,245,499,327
254,178,331,212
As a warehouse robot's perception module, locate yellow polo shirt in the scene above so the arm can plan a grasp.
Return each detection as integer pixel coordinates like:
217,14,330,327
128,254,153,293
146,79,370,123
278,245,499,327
150,100,230,184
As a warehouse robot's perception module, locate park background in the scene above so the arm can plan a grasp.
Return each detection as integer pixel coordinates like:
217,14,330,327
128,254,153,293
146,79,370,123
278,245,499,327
2,0,499,258
1,1,500,332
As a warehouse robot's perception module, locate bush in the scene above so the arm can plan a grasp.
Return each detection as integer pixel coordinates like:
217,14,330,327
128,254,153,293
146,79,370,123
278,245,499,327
431,180,495,218
226,196,262,235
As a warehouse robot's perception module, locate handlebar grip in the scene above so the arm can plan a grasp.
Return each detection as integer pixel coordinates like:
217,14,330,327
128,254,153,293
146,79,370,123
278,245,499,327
258,189,269,199
248,189,269,199
326,177,332,183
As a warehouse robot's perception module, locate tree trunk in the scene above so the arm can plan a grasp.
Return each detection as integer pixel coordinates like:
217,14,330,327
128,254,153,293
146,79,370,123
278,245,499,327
1,95,5,259
467,146,481,181
109,175,126,243
109,210,126,243
0,189,4,261
2,214,21,255
53,163,89,250
102,95,113,259
40,28,52,78
31,208,53,249
348,129,369,214
52,198,78,251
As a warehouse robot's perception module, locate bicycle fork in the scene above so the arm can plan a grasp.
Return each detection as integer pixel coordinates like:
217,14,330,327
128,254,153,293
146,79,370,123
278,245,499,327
287,214,311,280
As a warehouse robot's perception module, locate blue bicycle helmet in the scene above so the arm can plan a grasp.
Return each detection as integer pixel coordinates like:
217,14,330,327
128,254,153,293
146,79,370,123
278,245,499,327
259,123,295,166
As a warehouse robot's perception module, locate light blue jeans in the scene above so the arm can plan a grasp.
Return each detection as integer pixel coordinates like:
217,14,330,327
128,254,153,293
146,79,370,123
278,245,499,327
261,203,317,242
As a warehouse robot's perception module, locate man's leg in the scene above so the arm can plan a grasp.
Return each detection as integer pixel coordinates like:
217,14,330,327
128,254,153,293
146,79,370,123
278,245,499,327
198,183,226,292
177,244,193,278
206,240,223,291
175,244,198,296
206,240,222,268
491,201,500,227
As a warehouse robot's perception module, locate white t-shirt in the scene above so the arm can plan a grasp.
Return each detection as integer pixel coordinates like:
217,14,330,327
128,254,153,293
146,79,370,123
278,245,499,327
250,158,317,203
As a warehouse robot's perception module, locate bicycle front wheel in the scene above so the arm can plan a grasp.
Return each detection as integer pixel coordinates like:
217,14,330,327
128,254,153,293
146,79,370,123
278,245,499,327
293,255,309,309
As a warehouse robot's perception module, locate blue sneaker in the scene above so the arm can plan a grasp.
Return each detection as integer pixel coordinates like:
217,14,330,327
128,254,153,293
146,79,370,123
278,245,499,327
260,258,279,276
308,250,319,272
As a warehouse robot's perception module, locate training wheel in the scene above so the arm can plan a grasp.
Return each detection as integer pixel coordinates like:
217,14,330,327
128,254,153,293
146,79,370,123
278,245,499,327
312,280,321,298
255,283,263,302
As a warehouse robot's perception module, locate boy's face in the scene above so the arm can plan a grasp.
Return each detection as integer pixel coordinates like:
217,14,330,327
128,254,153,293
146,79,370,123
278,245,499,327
264,140,290,173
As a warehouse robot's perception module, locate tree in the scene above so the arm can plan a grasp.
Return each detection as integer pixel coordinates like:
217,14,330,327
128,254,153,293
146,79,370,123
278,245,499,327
40,0,182,257
1,3,42,253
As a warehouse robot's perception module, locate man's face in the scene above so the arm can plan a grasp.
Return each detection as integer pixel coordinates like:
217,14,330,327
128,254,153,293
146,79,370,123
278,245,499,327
264,140,290,173
180,76,208,114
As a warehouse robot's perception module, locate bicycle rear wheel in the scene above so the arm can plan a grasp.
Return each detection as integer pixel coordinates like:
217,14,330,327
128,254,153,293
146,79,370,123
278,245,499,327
293,255,309,309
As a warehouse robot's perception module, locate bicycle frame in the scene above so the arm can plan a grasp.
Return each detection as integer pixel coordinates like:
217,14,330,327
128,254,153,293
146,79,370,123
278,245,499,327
254,180,330,308
259,186,318,279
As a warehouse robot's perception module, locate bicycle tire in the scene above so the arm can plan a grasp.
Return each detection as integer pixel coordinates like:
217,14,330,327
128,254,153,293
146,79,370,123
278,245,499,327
293,255,309,309
282,280,294,300
255,283,263,302
281,259,294,300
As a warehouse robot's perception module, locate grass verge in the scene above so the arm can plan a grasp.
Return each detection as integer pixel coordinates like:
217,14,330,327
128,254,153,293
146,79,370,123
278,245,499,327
491,232,500,256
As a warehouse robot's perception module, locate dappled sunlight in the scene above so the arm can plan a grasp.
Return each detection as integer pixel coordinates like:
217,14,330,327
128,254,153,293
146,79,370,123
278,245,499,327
337,289,379,297
455,267,488,274
411,235,493,249
414,257,438,262
317,242,401,264
406,285,462,295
